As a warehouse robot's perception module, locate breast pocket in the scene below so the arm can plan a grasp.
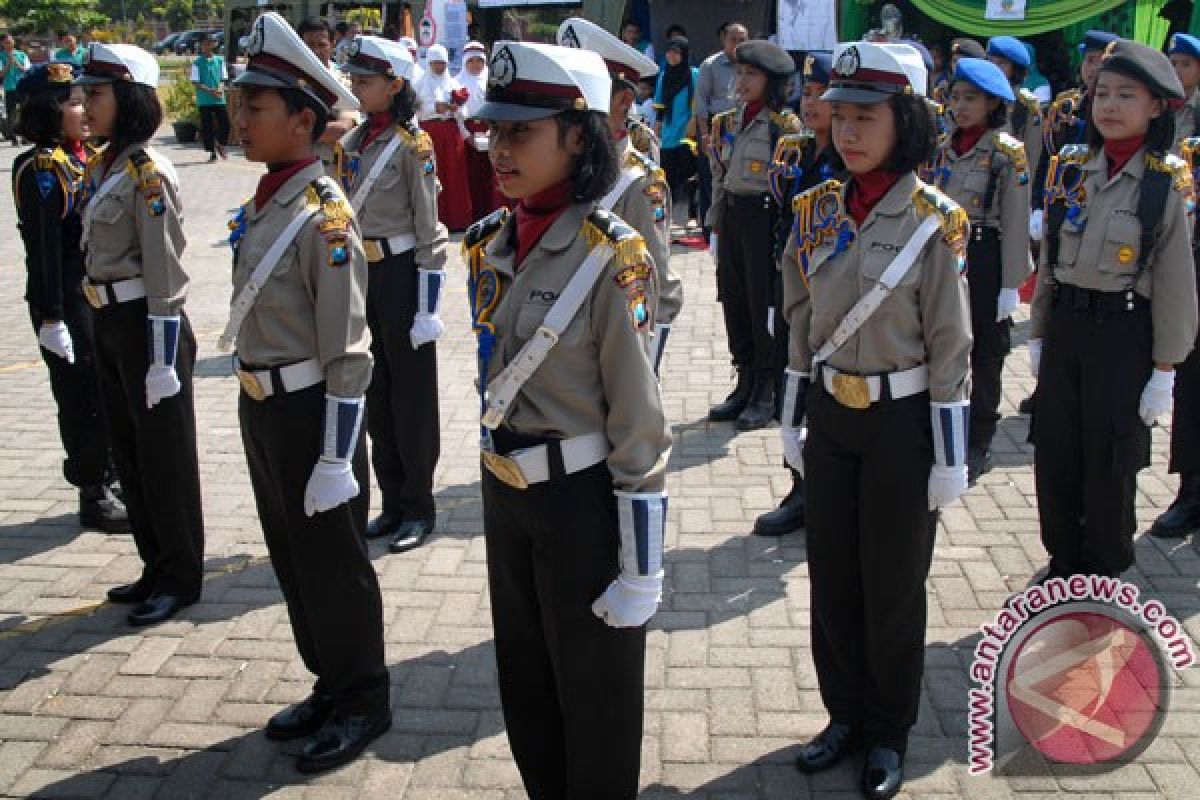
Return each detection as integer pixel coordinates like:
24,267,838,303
739,139,773,184
961,169,991,214
1054,212,1088,267
1099,214,1141,276
90,194,127,228
373,160,404,191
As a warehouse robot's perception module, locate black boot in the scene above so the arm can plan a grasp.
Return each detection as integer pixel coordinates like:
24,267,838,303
753,471,805,536
1150,474,1200,539
80,484,130,533
709,369,752,422
735,376,775,431
967,446,993,486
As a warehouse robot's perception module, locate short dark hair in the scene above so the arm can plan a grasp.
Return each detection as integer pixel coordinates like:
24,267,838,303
554,110,618,203
390,82,418,126
279,86,329,141
14,85,71,145
297,17,333,38
666,24,687,39
765,74,790,112
946,78,1011,130
717,21,747,38
335,21,349,35
622,19,641,32
108,81,163,155
885,94,939,173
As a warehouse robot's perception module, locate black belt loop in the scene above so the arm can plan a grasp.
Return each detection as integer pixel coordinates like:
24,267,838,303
267,365,285,396
546,440,567,482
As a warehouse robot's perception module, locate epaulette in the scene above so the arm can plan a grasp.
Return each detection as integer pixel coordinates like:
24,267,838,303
791,178,842,215
1056,144,1091,164
32,146,72,203
1181,136,1200,174
1147,153,1194,195
126,150,166,216
992,131,1030,185
770,110,803,135
773,132,814,164
463,207,510,255
1017,88,1042,117
913,183,968,269
586,209,653,332
628,119,659,157
624,150,668,222
398,126,437,175
306,177,353,267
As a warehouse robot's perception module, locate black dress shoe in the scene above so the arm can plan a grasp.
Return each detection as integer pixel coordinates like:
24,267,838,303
795,722,861,773
296,708,392,774
366,512,404,540
861,746,904,799
735,377,776,432
389,517,434,553
754,475,805,536
127,593,191,627
1150,475,1200,539
709,370,752,422
265,693,334,741
107,580,154,604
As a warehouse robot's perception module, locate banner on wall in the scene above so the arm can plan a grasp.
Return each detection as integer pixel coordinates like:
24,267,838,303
985,0,1028,21
776,0,837,52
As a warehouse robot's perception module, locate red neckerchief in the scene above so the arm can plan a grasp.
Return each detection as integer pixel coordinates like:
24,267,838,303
847,170,901,227
952,124,987,156
362,111,393,149
66,139,86,164
742,100,765,131
515,179,573,268
255,156,319,211
1104,134,1145,179
614,127,629,142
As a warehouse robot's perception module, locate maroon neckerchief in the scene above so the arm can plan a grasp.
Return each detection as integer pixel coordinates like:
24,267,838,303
1103,134,1145,179
952,124,987,156
742,100,765,131
255,156,319,211
847,169,902,227
362,111,393,150
514,179,573,268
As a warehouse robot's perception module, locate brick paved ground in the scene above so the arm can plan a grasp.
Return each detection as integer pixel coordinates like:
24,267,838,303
0,133,1198,799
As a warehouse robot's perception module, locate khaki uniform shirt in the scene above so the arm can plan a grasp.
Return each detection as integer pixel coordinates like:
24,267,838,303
782,173,973,404
230,161,373,397
609,137,683,324
82,145,188,317
706,106,802,228
334,122,448,271
1031,146,1198,365
932,129,1032,290
1007,89,1044,189
1174,89,1200,154
473,205,671,493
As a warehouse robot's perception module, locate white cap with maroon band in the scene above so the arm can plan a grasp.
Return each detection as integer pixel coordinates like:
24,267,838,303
343,35,414,81
232,11,359,113
822,41,928,103
473,41,611,122
557,17,658,88
76,43,159,88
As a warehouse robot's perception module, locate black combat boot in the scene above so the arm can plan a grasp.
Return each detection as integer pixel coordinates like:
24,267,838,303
753,470,805,536
80,484,130,533
735,375,775,431
709,368,752,422
1150,474,1200,539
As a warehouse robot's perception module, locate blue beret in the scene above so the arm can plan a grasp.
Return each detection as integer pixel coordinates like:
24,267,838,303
1080,30,1119,54
952,57,1015,103
15,61,78,98
1169,33,1200,59
803,50,832,84
987,36,1030,68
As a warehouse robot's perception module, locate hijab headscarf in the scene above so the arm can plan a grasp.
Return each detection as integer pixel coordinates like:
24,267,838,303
659,37,693,125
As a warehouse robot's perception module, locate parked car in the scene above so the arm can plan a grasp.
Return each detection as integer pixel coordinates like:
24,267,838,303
173,30,221,55
154,33,182,55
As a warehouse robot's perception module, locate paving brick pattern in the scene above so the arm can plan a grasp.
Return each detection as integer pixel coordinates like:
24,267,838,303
0,135,1198,798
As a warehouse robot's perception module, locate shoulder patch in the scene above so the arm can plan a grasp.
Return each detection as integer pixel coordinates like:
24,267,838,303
463,207,510,252
771,110,803,135
584,208,649,268
32,147,66,200
791,179,853,277
624,150,668,222
126,150,166,216
398,126,437,175
308,178,353,267
992,131,1030,186
913,183,969,270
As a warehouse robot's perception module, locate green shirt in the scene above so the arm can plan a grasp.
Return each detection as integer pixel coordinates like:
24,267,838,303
53,46,88,65
191,55,227,107
1,50,31,92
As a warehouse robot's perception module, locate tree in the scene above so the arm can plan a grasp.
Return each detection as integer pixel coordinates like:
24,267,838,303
163,0,192,30
1,0,105,33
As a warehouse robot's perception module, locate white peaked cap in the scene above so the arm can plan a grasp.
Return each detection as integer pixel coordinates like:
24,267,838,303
557,17,658,84
823,41,928,103
76,43,160,88
344,35,414,81
473,41,611,121
232,12,359,112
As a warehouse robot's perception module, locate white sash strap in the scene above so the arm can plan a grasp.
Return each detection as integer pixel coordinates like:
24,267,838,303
218,208,317,352
599,166,642,212
812,214,942,366
481,242,615,430
349,134,406,213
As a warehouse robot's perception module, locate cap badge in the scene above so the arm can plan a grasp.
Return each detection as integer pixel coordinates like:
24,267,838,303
834,47,860,78
348,38,361,59
490,45,516,89
246,19,265,57
804,55,815,77
47,63,73,83
562,25,581,49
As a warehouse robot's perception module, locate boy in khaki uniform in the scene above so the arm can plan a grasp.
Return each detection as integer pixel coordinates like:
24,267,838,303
224,12,389,775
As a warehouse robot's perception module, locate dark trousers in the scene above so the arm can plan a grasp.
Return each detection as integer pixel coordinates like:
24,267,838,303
804,386,937,754
92,300,203,599
365,251,440,520
239,383,389,714
4,93,20,141
966,229,1012,453
483,460,646,800
198,104,229,154
660,145,695,212
29,284,112,488
770,265,790,414
1170,255,1200,475
697,152,713,237
716,194,776,378
1032,291,1152,577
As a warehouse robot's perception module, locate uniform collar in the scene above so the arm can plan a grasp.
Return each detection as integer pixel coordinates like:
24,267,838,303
253,157,323,216
843,171,917,222
99,142,145,181
1090,141,1146,182
486,203,590,277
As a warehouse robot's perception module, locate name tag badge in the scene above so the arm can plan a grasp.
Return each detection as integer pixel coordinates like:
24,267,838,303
749,160,765,174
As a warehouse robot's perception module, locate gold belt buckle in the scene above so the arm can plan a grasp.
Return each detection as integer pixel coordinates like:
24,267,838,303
363,239,384,263
481,450,529,490
82,281,104,309
831,372,872,410
236,369,267,402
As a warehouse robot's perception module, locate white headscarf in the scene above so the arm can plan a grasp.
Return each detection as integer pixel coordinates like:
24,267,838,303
456,48,489,119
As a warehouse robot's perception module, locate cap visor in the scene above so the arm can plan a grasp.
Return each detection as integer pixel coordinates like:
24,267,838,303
821,87,894,104
341,62,380,77
73,74,113,85
232,70,290,91
471,101,559,122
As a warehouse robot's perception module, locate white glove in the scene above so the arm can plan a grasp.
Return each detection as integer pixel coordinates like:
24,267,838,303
781,425,806,475
709,233,719,259
409,313,445,349
592,573,663,628
1028,338,1042,377
928,464,969,510
1029,209,1044,242
996,288,1020,322
38,321,75,363
1139,369,1175,427
145,365,181,408
766,306,775,337
303,459,360,517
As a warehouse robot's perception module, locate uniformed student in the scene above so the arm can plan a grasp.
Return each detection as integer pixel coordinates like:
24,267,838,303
986,36,1045,186
1168,33,1200,152
557,16,683,373
12,63,128,533
781,42,972,799
754,49,843,537
707,40,802,430
334,35,447,553
1154,134,1200,539
225,12,390,773
1029,40,1199,578
930,58,1032,482
467,41,671,800
77,44,204,626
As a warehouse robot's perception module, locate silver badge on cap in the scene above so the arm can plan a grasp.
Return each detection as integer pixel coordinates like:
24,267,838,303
562,25,581,49
348,38,361,59
834,46,860,78
246,18,265,57
490,45,516,88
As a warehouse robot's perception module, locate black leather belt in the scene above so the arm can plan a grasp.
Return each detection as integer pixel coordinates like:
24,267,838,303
1052,282,1146,313
726,192,774,210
